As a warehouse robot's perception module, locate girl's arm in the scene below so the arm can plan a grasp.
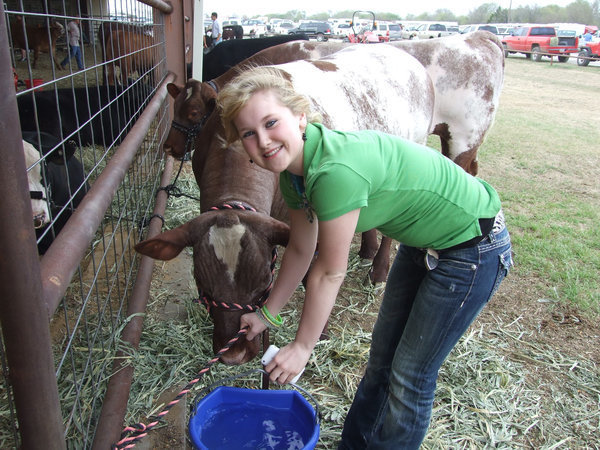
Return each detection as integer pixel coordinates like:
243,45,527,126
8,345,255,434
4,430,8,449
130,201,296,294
241,207,319,339
266,208,361,384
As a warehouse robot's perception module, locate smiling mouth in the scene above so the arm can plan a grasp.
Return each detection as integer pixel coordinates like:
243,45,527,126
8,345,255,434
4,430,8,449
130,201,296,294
264,146,281,159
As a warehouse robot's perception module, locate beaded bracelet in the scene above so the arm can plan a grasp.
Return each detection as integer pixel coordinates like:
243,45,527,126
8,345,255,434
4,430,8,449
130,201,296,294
254,307,274,329
255,305,283,329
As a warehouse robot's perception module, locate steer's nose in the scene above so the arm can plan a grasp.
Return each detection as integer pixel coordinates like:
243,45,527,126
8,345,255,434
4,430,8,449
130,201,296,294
33,213,47,229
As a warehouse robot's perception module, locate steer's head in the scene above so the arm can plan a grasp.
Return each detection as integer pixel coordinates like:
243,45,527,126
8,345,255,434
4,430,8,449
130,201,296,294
51,21,65,38
135,210,289,365
163,79,218,159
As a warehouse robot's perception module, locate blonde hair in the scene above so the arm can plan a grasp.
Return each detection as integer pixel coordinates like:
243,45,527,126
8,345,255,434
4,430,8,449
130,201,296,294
217,66,321,144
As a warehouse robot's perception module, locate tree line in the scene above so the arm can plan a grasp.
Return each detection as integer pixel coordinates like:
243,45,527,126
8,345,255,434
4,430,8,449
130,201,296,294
264,0,599,27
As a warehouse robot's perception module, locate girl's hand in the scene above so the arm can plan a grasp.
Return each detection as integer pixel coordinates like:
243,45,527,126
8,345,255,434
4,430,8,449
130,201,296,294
240,312,267,340
264,341,312,385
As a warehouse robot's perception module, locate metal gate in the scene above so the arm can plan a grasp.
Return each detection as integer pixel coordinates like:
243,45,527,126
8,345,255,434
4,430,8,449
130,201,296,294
0,0,191,447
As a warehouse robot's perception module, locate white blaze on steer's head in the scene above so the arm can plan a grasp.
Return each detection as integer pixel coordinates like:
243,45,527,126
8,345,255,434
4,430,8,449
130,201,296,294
208,223,245,283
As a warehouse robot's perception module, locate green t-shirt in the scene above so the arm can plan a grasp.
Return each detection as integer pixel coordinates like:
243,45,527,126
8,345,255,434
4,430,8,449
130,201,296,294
280,123,501,250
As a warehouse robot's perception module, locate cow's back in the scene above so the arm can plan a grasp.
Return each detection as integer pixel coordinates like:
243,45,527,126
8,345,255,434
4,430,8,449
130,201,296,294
277,45,434,144
202,34,311,81
390,31,505,173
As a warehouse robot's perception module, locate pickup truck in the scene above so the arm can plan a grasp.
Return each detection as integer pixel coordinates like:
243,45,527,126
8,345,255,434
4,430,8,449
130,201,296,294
501,26,579,62
416,23,452,39
577,40,600,66
241,19,267,38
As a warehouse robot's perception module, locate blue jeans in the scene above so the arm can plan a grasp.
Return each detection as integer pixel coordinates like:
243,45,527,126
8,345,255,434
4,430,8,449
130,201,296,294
61,45,83,70
339,224,512,449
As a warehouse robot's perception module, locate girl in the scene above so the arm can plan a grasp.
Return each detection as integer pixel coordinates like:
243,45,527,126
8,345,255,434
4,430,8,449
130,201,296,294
217,66,512,449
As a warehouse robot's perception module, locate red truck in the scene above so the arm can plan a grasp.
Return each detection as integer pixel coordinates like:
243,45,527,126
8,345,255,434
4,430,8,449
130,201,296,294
502,25,579,62
577,41,600,66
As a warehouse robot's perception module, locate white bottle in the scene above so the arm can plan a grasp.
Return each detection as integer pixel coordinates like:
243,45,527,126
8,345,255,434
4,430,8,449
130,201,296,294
261,344,304,384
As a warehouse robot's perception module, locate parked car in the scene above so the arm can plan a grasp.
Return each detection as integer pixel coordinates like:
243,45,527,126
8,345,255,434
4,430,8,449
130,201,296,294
401,26,418,40
372,22,403,41
502,25,579,62
497,26,514,36
416,23,452,39
462,24,499,34
242,19,267,38
273,20,296,35
447,26,460,35
288,21,332,41
222,18,242,27
577,40,600,66
333,23,353,39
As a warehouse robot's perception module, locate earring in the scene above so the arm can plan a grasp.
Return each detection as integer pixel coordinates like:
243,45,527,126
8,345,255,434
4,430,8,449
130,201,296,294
249,159,254,164
302,132,307,142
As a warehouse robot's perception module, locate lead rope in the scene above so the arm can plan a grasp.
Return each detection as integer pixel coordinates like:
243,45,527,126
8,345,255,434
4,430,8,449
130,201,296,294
113,327,249,449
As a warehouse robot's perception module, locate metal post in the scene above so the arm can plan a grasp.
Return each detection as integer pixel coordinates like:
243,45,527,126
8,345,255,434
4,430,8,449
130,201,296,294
0,5,66,448
163,0,187,86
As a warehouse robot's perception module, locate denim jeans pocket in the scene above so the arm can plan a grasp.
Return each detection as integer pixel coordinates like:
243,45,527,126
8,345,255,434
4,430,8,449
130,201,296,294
490,247,513,298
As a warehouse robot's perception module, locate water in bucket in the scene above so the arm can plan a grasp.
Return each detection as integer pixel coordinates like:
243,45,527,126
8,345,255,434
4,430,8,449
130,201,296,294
201,403,307,449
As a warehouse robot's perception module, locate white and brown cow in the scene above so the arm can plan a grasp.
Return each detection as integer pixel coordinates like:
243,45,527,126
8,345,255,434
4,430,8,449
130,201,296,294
392,30,505,175
163,31,505,282
136,44,435,364
23,140,50,229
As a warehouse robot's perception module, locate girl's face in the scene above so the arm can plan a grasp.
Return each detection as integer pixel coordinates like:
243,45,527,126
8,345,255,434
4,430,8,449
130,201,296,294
234,89,307,175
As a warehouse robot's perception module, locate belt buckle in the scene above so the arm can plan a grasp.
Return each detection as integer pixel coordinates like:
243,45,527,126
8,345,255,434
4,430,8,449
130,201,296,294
424,248,439,271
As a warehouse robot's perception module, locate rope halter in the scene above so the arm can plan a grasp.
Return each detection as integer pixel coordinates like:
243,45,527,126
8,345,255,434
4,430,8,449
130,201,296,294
168,80,219,159
169,112,210,159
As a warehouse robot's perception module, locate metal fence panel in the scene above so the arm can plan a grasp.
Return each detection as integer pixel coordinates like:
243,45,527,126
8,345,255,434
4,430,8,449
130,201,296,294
1,0,177,446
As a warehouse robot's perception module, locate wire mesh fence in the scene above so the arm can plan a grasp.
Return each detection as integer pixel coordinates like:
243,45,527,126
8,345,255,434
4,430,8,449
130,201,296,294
1,0,173,446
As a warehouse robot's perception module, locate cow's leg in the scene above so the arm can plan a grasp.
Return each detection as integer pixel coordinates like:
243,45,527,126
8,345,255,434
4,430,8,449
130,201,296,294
359,229,379,260
52,49,62,70
32,48,39,68
106,64,117,86
368,236,393,284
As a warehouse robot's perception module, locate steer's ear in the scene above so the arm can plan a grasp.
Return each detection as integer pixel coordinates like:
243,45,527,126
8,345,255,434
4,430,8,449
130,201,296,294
166,83,181,99
268,220,290,247
200,82,218,113
135,224,193,260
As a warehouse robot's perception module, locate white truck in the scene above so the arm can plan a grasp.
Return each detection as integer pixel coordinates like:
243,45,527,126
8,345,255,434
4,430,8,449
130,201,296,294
241,19,267,38
416,23,452,39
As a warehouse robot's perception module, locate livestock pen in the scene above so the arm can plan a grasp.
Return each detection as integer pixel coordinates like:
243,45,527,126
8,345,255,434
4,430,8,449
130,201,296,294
0,0,194,447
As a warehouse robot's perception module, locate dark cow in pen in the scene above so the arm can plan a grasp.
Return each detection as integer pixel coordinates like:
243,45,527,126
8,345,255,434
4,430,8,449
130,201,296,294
17,84,150,148
135,44,435,365
187,34,310,81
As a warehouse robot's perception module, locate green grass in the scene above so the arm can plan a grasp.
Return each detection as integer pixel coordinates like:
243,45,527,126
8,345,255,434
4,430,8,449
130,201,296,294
476,57,600,314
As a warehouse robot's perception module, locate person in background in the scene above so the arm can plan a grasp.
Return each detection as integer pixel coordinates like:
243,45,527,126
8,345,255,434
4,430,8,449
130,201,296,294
583,30,593,42
60,18,84,70
217,66,513,449
209,12,222,48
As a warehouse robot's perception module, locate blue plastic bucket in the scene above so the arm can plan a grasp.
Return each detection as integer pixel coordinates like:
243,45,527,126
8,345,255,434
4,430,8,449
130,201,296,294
189,385,320,449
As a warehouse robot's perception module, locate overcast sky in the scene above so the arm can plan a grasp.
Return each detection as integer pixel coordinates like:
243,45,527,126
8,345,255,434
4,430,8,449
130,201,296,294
202,0,575,19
